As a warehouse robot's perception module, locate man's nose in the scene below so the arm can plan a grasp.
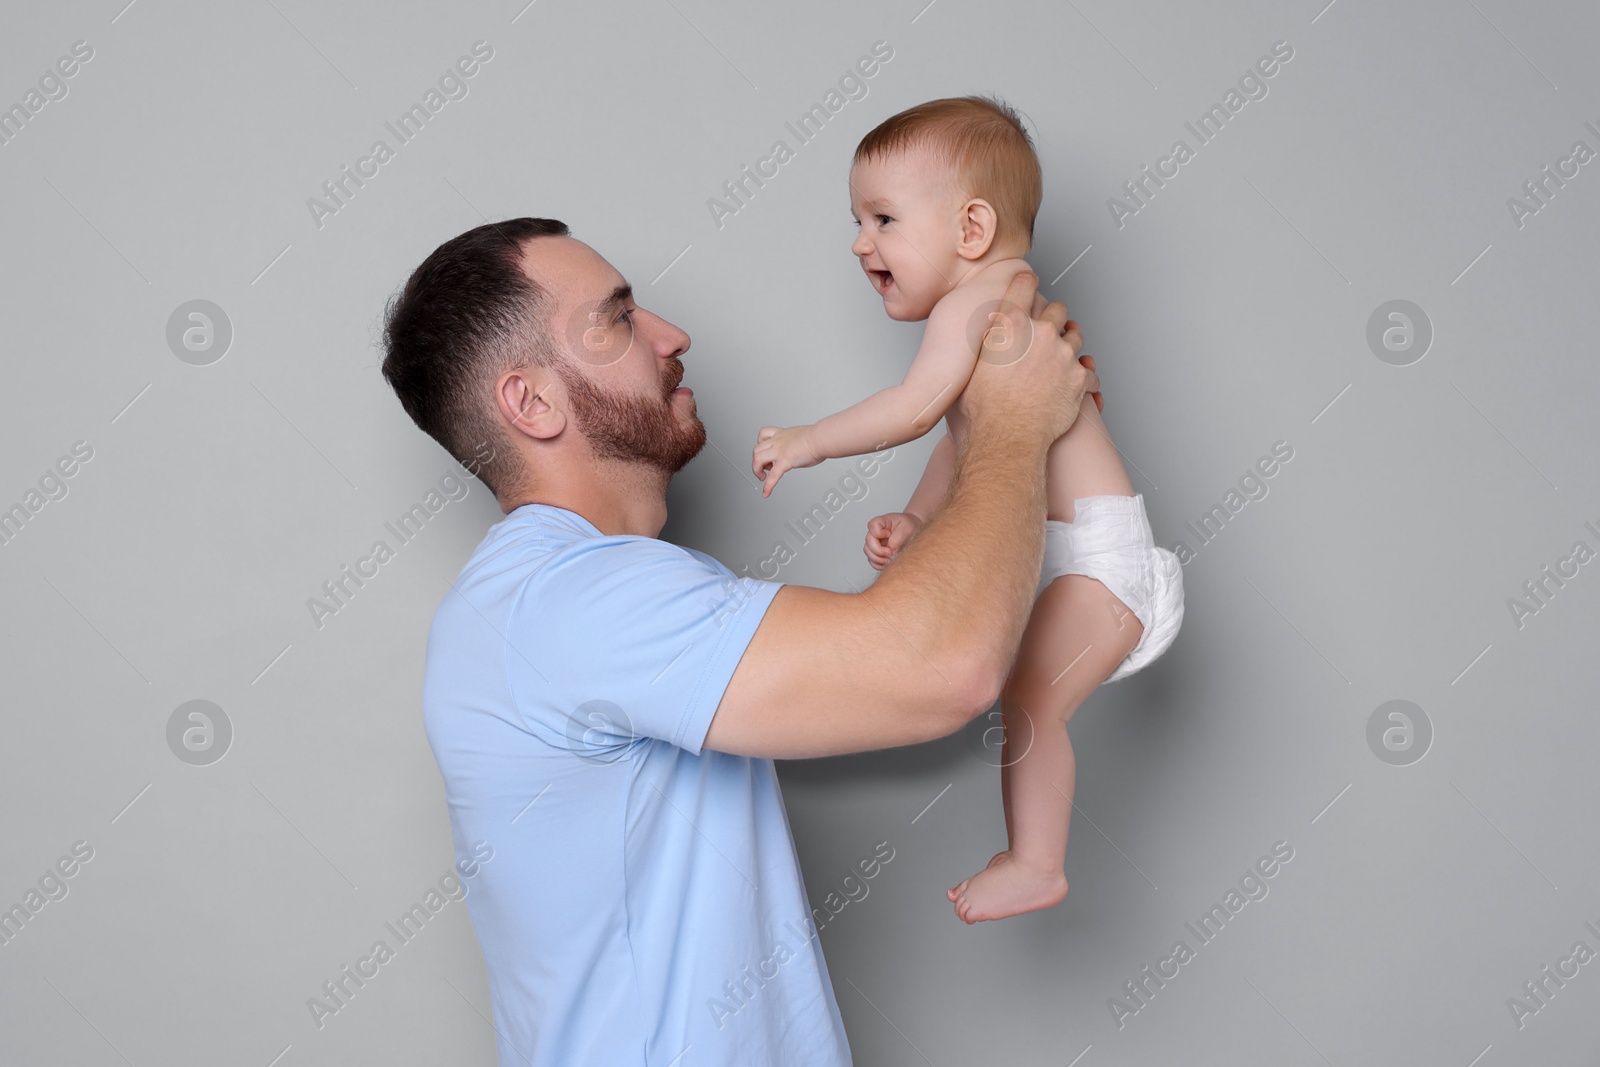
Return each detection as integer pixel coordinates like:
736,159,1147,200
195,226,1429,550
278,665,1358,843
644,310,689,359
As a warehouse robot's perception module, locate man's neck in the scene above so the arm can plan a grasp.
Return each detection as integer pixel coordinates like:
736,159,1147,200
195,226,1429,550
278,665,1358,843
498,460,670,538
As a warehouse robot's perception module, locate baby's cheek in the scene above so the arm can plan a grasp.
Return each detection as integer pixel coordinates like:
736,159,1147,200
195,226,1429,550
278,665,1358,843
903,277,946,320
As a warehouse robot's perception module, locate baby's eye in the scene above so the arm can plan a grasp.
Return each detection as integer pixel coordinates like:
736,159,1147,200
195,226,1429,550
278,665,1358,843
876,214,892,227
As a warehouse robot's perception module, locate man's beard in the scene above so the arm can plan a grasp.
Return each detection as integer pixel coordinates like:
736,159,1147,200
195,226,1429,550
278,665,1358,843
554,359,706,475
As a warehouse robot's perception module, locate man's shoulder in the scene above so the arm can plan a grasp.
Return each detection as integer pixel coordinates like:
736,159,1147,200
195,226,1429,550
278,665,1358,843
438,508,778,646
426,507,597,627
479,521,752,613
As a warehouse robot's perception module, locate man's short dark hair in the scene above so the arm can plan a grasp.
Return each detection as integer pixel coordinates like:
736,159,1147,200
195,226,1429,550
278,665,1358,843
381,217,570,497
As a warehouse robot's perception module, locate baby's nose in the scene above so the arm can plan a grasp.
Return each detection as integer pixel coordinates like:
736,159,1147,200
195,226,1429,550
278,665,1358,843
851,231,872,256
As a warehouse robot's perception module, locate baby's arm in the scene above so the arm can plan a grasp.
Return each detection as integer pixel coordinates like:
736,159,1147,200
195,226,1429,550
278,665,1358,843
863,431,956,568
753,259,1031,496
903,433,956,525
863,432,954,568
806,294,989,461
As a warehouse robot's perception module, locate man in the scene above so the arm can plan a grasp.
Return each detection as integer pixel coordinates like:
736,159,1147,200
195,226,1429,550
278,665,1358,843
380,217,1101,1066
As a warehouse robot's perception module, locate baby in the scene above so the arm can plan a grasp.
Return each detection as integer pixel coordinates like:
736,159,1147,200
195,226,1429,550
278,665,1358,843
751,96,1184,924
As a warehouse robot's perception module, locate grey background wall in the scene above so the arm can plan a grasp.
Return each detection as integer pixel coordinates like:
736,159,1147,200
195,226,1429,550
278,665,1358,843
2,0,1596,1063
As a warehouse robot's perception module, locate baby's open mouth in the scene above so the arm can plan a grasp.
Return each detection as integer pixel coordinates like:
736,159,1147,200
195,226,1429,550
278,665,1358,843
869,269,894,294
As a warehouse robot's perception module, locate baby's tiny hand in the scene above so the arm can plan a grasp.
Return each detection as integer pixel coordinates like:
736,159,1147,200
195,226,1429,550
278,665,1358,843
752,425,823,498
864,512,922,570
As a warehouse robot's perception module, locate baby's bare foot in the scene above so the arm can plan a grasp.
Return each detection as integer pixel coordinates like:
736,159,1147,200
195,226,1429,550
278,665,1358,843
945,850,1067,924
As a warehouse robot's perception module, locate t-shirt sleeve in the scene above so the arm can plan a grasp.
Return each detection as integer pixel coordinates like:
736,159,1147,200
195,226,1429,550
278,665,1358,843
505,535,783,758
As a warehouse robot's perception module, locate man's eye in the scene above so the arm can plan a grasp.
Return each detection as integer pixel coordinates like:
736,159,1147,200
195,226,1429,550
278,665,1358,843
618,308,635,325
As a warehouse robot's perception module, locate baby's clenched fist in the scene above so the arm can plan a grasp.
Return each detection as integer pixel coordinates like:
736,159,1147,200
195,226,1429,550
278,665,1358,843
864,512,923,570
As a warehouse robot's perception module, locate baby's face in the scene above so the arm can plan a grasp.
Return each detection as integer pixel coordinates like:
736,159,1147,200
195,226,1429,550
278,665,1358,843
849,148,964,322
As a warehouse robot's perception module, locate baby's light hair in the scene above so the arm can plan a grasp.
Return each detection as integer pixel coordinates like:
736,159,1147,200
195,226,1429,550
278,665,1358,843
854,95,1043,249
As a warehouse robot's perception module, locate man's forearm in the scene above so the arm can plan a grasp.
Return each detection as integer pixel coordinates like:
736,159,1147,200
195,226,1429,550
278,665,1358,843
869,421,1049,701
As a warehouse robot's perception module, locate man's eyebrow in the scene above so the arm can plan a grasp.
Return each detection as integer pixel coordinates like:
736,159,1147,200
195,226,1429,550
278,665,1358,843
595,283,633,318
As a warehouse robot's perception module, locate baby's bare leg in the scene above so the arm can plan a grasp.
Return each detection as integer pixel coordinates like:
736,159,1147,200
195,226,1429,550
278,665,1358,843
947,573,1143,923
948,385,1147,922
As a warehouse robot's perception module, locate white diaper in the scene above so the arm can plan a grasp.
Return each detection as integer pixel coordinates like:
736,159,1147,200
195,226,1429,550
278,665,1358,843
1035,493,1184,683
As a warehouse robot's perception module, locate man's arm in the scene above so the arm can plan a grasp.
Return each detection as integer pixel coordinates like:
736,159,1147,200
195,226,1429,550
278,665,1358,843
705,274,1094,759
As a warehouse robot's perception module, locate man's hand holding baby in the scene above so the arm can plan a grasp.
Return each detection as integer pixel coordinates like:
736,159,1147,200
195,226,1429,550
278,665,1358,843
863,273,1098,567
957,271,1096,442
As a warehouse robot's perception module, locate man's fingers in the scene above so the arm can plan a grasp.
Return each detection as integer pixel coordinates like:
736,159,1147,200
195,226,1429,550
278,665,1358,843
999,269,1039,306
1060,322,1083,358
997,270,1039,319
1036,299,1069,337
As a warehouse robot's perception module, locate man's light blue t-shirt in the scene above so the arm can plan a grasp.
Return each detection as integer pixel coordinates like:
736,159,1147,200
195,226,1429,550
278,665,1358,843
422,503,852,1067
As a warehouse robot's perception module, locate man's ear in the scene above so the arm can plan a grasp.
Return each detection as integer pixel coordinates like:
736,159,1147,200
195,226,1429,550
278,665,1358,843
956,199,998,261
497,367,565,442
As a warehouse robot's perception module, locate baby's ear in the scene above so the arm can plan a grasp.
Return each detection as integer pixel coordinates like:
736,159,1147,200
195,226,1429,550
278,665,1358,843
957,198,998,261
